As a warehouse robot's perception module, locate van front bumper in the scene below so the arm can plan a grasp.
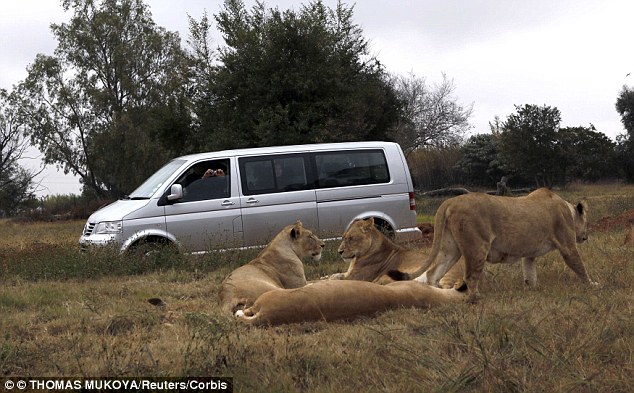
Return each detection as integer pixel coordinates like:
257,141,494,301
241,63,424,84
79,234,121,251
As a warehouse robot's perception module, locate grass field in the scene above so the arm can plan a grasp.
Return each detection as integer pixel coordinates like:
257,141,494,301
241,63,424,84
1,184,633,392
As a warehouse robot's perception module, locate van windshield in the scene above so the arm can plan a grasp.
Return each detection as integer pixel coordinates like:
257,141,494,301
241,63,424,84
127,159,186,199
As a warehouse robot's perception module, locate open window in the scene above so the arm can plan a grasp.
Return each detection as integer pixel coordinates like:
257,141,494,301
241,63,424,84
176,159,230,202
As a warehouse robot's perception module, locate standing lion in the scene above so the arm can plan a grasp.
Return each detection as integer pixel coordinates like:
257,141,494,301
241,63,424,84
389,188,597,302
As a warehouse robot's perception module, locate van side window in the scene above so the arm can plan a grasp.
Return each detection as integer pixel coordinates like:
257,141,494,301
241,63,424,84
315,150,390,188
240,155,309,195
177,159,230,202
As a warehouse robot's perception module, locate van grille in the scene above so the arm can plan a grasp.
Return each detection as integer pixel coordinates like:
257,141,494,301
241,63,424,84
84,223,96,236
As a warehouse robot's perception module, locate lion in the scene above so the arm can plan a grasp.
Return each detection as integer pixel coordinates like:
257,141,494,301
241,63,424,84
388,188,597,302
219,221,325,315
235,279,466,326
327,218,464,288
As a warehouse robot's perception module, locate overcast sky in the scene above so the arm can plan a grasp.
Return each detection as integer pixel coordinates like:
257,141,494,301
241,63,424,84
2,0,632,196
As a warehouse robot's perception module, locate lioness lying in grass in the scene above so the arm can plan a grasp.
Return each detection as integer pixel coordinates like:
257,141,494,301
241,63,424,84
236,279,466,326
219,221,324,315
328,218,464,287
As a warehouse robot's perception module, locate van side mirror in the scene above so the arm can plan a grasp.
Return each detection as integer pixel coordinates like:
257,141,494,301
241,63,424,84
167,184,183,201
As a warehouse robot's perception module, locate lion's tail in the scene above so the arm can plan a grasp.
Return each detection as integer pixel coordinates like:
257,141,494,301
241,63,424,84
387,200,450,281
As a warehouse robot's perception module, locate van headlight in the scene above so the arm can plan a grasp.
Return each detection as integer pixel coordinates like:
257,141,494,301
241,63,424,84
94,221,122,234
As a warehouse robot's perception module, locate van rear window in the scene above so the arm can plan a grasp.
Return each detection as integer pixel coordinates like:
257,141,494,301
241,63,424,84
315,150,389,188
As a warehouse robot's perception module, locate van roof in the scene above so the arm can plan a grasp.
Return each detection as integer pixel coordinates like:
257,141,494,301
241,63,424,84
176,141,399,161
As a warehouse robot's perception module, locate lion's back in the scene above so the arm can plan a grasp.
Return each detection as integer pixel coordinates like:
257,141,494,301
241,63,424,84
442,189,569,236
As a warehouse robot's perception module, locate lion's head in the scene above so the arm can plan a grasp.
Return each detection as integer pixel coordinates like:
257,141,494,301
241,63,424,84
337,218,380,263
287,221,325,261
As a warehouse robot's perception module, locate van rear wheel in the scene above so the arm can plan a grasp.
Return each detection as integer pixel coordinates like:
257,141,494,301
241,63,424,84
373,219,395,239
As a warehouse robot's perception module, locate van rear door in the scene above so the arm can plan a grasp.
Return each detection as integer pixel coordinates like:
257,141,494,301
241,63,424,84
238,154,318,246
313,148,410,237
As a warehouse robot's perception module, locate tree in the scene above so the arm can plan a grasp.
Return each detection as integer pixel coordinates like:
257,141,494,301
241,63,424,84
16,0,189,198
0,89,39,215
557,125,617,182
186,11,218,151
615,85,634,181
198,0,400,150
456,133,506,187
390,72,473,156
498,104,562,187
497,105,619,186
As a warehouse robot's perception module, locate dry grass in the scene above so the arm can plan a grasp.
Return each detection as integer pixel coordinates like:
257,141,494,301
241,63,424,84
1,184,633,392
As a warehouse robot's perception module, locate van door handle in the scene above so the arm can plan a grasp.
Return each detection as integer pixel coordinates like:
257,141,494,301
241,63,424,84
246,198,259,204
221,200,235,206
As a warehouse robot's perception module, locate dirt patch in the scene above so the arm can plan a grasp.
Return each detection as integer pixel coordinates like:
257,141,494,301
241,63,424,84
590,209,634,232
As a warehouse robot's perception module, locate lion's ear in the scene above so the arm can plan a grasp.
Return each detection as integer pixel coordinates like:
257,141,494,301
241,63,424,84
290,221,303,239
363,217,375,229
576,202,586,216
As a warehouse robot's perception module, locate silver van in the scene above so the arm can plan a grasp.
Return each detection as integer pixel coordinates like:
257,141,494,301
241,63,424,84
79,141,421,253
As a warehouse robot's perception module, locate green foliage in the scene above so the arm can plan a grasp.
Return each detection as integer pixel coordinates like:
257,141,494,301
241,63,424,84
16,0,189,198
616,85,634,134
456,133,507,187
197,0,400,150
498,104,562,187
615,85,634,181
0,90,37,215
456,115,620,188
557,126,618,182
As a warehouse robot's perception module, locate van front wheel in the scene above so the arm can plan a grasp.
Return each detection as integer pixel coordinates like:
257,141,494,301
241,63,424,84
129,237,177,258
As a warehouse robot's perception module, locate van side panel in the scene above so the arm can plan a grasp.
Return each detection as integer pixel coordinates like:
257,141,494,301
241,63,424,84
314,145,417,238
164,200,242,251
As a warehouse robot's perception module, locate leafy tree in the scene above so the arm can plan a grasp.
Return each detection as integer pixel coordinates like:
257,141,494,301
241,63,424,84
498,104,562,187
0,89,38,215
199,0,400,150
615,85,634,181
16,0,189,198
497,105,619,186
390,72,473,156
557,125,617,182
186,11,220,150
456,133,506,187
616,85,634,133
